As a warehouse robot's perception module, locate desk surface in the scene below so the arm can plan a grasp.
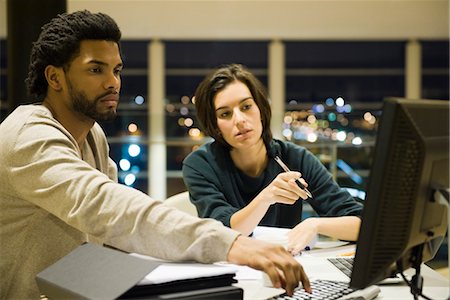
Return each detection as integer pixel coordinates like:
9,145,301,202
235,265,449,300
233,230,450,300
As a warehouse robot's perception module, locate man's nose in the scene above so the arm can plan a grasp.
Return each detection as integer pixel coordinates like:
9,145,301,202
105,72,120,91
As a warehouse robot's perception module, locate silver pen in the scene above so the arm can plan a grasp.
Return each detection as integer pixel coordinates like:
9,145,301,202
274,156,313,198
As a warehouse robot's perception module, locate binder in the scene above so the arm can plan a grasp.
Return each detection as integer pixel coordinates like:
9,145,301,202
36,243,243,299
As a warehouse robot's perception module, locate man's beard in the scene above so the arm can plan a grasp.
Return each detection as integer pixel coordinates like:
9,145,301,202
69,82,118,122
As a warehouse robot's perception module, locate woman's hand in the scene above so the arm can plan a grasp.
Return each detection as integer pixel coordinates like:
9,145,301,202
230,172,310,237
287,216,362,255
257,172,309,206
287,218,319,256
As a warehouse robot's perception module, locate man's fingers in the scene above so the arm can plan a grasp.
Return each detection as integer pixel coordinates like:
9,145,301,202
227,237,311,296
279,261,298,295
263,261,282,289
269,247,309,295
300,267,312,293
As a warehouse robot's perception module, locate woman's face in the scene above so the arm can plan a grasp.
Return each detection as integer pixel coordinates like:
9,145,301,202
213,81,263,150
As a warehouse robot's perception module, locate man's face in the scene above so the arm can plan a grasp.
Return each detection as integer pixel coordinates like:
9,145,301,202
63,40,123,122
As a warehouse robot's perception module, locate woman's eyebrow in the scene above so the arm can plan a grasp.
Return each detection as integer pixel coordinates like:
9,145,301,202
215,97,253,112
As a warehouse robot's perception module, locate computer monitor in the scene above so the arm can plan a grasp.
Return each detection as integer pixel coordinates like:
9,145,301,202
350,98,449,297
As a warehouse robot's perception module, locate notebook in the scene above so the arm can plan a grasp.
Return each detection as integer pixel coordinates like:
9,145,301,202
36,243,243,299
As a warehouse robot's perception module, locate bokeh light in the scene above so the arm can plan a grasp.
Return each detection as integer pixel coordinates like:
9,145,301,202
128,123,138,133
134,95,145,105
124,174,136,186
119,159,131,171
128,144,141,157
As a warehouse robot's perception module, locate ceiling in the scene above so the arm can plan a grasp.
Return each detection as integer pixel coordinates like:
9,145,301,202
1,0,448,40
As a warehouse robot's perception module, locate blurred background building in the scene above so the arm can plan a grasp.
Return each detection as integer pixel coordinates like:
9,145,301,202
0,0,448,199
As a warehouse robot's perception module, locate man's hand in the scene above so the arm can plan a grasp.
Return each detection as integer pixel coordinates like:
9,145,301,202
227,235,311,295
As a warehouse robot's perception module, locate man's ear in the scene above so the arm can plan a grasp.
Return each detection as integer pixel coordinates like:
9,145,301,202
44,65,64,92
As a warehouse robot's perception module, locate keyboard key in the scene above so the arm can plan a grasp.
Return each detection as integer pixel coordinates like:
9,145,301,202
270,280,355,300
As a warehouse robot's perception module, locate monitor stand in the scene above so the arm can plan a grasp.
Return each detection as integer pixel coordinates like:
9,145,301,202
410,244,425,300
397,189,449,300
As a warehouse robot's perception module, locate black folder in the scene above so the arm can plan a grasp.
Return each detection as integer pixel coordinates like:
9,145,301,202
36,243,243,299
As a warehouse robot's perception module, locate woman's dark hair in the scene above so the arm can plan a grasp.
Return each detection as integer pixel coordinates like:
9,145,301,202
25,10,122,100
194,63,272,149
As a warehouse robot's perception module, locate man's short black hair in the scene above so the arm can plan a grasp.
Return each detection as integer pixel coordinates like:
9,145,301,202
26,10,122,100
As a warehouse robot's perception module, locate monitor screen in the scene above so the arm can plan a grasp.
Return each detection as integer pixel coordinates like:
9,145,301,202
350,98,449,291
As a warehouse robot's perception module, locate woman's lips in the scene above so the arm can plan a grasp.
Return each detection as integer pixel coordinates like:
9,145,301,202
236,129,252,139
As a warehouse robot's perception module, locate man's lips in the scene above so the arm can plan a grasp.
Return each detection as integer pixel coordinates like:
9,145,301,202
100,94,119,102
99,94,119,107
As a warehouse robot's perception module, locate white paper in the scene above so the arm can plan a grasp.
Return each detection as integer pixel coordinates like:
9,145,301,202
252,226,319,250
137,263,237,285
129,253,238,286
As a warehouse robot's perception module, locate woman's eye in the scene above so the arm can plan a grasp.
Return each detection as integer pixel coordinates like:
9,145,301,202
218,111,231,118
242,104,252,110
91,68,101,73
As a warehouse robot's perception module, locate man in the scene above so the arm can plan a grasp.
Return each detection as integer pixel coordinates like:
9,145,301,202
0,10,310,299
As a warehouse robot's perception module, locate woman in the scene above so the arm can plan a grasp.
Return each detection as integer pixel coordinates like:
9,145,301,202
182,64,362,255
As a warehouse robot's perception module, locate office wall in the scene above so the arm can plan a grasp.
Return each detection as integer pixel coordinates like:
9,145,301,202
0,0,448,40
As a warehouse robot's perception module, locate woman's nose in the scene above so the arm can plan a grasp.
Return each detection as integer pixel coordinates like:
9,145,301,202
234,110,246,125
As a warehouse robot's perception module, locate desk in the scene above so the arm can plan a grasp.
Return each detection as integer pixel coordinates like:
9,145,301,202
233,241,449,300
235,264,449,300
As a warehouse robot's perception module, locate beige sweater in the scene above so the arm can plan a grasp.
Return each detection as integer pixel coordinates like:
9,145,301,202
0,105,239,299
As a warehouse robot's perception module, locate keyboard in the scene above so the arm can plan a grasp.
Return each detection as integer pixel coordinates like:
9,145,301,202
328,257,353,277
328,257,405,284
270,279,380,300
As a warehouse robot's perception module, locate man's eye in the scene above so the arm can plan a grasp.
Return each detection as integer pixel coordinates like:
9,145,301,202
114,69,122,76
91,68,101,73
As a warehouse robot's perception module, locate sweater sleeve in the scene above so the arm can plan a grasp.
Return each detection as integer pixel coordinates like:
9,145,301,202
6,118,239,263
182,148,239,227
291,145,363,218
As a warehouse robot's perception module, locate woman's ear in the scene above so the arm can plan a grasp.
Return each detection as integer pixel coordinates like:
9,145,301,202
44,65,63,92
